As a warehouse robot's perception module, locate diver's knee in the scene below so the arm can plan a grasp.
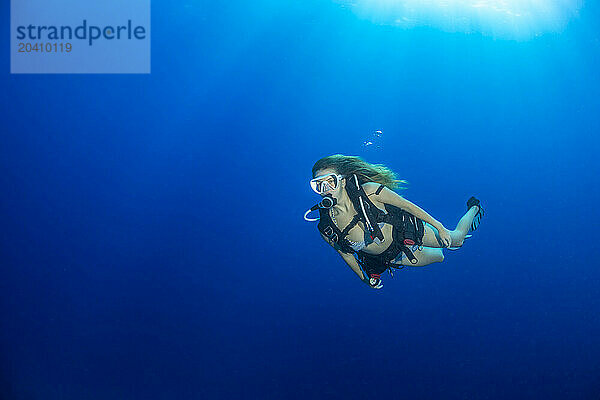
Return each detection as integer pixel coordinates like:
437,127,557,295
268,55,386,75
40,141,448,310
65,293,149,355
436,249,445,263
424,248,444,264
429,249,444,263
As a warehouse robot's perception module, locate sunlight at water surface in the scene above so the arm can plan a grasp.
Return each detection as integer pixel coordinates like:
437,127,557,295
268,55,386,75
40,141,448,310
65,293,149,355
338,0,583,39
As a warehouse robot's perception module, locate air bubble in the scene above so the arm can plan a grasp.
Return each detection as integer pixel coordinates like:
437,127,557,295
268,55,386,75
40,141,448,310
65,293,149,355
363,130,384,149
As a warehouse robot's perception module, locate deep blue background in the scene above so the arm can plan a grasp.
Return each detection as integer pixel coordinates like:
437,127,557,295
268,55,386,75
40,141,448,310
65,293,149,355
2,1,600,399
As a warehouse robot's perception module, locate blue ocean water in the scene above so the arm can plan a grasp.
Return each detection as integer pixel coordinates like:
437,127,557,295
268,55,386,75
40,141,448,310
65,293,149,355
2,1,600,399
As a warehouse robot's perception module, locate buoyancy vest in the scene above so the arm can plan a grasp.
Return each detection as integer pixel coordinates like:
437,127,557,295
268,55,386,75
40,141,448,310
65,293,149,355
317,174,425,272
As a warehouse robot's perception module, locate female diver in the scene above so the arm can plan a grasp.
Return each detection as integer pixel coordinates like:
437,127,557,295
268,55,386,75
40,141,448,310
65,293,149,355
304,155,484,289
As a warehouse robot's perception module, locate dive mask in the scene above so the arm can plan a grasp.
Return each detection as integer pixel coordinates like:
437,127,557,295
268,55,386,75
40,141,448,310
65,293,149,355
310,173,344,194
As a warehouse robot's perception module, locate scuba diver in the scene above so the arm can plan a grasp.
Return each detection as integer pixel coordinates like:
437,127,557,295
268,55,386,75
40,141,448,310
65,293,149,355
304,155,484,290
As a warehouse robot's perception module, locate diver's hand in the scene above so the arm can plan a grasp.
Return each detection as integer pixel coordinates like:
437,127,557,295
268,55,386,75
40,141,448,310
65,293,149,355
437,226,452,248
367,276,383,289
370,281,383,289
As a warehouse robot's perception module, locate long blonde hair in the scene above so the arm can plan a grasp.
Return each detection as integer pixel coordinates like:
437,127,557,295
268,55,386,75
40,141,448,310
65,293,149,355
312,154,407,190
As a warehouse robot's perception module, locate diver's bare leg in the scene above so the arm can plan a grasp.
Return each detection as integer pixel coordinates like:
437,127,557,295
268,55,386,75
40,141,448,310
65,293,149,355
421,206,480,248
450,205,480,247
397,247,444,267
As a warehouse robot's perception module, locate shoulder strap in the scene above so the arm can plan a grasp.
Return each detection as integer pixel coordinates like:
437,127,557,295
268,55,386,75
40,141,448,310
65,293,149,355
346,175,385,242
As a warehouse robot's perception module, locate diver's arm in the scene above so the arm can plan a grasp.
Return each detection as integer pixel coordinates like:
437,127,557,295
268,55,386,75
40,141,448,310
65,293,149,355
364,183,444,230
320,234,368,284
